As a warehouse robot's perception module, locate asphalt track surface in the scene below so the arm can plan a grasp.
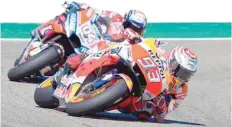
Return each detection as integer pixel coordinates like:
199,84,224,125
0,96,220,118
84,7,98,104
1,40,231,127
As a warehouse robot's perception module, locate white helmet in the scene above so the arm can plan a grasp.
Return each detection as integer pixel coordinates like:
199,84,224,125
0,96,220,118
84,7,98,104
168,46,198,82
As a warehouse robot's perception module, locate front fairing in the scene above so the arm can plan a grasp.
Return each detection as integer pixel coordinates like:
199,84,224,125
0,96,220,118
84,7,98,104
52,44,125,103
53,72,82,103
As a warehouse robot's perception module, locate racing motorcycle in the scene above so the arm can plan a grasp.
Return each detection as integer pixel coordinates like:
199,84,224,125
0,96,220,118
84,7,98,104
34,38,167,117
8,4,112,81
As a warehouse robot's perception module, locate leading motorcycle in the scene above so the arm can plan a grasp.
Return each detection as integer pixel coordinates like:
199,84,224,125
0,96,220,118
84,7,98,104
34,38,166,117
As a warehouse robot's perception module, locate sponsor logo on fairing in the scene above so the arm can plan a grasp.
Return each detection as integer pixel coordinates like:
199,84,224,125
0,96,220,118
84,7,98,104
69,13,77,32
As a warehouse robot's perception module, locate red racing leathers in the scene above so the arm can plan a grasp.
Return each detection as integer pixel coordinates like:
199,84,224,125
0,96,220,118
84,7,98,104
65,8,142,70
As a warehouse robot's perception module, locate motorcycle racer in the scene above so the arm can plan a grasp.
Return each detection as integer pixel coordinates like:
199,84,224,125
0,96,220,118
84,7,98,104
62,1,147,44
132,44,198,122
30,1,147,50
58,1,147,71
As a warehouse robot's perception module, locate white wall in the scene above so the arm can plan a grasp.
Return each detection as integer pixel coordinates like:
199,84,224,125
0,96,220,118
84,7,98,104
0,0,231,23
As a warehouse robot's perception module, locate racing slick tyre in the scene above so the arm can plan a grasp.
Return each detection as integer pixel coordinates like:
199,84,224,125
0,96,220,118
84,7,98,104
34,84,59,108
66,78,129,116
8,45,63,81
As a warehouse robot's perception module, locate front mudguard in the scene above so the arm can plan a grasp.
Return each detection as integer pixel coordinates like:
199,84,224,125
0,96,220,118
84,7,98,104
37,76,55,88
34,76,59,108
116,73,133,92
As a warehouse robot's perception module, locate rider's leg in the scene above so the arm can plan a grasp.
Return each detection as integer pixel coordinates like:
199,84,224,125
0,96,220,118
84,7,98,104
54,53,86,84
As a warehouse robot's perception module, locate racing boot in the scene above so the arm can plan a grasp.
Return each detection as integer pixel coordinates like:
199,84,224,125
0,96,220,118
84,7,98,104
135,101,155,121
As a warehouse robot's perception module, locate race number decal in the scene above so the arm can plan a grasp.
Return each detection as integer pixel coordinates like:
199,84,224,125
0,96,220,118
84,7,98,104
82,25,92,34
81,24,97,44
137,57,161,82
137,57,155,69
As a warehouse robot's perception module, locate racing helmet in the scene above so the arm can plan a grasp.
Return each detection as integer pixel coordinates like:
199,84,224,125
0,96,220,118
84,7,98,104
123,10,147,36
168,46,198,83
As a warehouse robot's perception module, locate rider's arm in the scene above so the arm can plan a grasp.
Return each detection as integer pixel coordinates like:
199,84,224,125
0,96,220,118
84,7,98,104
100,10,125,42
167,84,188,113
153,84,188,123
100,11,124,22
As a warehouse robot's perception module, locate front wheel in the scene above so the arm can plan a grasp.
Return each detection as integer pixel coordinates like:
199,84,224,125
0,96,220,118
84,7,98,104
8,45,63,81
34,77,59,108
66,78,130,116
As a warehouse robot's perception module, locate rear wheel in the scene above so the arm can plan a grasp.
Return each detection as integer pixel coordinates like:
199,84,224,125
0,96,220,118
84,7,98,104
66,78,129,116
8,45,63,81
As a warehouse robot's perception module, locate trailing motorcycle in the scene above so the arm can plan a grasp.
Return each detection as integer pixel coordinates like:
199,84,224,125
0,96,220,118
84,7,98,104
8,4,113,81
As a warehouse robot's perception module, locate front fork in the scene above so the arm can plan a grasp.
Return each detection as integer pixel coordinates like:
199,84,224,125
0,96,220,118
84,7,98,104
18,13,67,76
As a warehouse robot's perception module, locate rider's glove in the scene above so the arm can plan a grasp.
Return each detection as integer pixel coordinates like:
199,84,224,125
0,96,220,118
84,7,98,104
154,39,168,48
123,28,142,44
